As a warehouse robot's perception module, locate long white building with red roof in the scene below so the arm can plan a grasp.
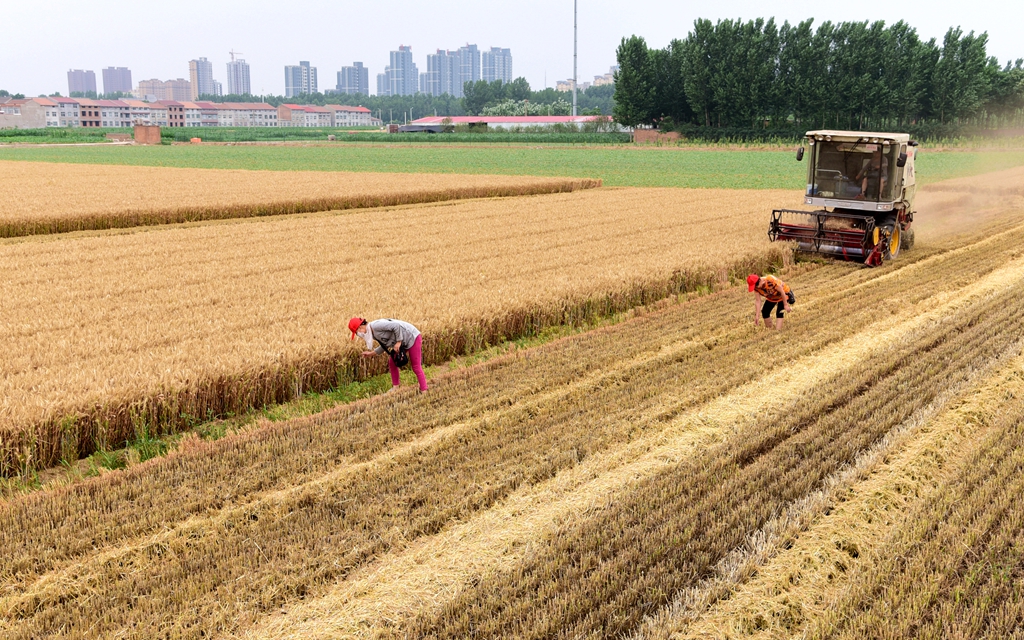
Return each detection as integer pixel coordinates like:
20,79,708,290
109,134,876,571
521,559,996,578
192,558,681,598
0,97,379,129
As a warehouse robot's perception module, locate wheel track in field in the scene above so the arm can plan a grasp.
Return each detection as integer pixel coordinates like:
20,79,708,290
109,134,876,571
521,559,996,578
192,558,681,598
3,218,1024,638
232,246,1024,639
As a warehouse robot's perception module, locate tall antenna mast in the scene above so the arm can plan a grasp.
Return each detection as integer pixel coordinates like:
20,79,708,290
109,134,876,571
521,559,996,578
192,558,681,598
572,0,578,117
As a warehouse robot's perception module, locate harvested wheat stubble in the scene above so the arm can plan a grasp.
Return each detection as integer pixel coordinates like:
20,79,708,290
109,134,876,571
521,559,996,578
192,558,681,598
1,217,1023,639
400,267,1024,640
642,349,1024,640
243,251,1024,640
0,160,599,237
0,187,797,475
813,403,1024,640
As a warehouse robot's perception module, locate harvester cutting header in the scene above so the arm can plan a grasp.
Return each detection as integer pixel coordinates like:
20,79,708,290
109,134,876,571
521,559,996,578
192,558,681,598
769,130,918,265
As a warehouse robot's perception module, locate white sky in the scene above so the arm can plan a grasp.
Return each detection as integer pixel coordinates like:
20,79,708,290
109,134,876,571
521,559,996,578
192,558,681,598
1,0,1021,97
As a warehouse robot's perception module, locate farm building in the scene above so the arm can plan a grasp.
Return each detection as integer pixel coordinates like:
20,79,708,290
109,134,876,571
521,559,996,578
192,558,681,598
408,115,621,130
0,97,59,128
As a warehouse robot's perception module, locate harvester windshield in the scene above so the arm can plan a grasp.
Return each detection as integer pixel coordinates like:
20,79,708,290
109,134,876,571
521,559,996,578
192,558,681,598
807,141,900,203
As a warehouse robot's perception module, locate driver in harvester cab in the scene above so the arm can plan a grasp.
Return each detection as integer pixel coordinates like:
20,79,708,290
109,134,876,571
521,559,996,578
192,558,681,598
854,153,888,200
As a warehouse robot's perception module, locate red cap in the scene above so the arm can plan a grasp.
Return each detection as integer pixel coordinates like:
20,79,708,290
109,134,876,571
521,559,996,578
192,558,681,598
348,317,364,340
747,274,760,292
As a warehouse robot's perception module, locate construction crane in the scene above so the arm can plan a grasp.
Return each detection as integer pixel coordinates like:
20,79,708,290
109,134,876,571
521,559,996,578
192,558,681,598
769,130,919,266
229,50,243,62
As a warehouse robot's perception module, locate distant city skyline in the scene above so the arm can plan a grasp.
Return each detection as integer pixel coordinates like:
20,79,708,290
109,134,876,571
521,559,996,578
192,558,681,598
284,61,317,97
101,67,132,94
4,0,1020,98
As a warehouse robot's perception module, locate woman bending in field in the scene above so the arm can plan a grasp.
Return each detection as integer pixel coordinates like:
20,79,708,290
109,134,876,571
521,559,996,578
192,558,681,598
747,273,794,330
349,317,428,392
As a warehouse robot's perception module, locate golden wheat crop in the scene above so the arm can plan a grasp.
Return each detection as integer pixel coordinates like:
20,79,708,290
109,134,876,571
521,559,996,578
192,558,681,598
0,160,599,237
3,212,1024,639
0,187,797,474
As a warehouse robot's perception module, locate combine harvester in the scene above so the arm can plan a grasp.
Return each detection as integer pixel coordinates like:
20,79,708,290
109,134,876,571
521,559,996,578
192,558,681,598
769,130,918,265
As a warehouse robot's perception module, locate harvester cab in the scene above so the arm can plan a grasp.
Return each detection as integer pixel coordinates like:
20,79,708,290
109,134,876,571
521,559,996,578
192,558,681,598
768,130,918,265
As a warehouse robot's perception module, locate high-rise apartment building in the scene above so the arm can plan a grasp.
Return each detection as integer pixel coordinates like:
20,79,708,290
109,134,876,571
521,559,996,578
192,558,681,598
101,67,133,94
377,71,389,96
137,78,192,102
189,57,216,99
226,57,251,96
67,69,97,95
336,62,369,95
424,49,460,97
482,48,513,84
284,61,317,97
387,46,418,96
458,44,481,89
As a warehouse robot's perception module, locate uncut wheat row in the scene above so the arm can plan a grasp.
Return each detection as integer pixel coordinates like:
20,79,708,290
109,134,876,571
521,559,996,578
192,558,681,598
0,186,797,474
0,160,599,237
2,205,1023,639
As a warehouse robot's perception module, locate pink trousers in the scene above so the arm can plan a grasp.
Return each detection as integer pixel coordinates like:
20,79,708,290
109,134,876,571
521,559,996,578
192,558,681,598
389,334,428,391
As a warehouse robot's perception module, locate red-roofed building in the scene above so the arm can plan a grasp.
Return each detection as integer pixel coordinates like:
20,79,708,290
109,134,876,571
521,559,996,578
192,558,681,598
75,99,103,127
155,100,186,127
0,97,62,128
96,100,131,127
52,96,82,127
278,103,332,127
409,115,613,130
123,99,152,124
324,104,375,127
215,102,278,127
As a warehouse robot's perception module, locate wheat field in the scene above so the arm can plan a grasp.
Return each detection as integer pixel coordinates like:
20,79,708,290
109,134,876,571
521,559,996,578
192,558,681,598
3,203,1024,638
0,160,599,237
0,187,797,474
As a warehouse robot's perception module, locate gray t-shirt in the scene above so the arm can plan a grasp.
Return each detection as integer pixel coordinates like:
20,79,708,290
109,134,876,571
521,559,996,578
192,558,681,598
368,319,421,354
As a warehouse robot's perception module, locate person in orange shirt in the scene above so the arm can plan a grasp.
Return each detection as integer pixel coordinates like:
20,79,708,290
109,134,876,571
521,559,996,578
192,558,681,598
747,273,793,330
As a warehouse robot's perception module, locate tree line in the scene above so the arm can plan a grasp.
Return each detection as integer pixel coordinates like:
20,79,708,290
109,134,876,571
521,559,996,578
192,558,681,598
613,18,1024,134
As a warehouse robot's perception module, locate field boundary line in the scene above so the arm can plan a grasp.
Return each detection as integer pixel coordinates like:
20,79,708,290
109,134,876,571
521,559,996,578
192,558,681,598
233,253,1024,639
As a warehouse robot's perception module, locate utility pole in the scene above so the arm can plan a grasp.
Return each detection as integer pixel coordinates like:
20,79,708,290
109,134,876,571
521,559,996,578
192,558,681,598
572,0,578,117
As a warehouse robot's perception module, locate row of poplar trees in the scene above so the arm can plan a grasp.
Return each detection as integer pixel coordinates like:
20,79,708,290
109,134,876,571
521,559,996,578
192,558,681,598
614,19,1024,133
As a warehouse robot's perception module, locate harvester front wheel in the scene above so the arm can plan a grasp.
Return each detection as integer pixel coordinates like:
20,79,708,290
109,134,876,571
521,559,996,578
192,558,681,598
883,224,902,260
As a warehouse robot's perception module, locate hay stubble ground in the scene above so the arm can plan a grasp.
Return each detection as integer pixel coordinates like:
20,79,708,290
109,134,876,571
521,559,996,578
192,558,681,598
2,150,1024,638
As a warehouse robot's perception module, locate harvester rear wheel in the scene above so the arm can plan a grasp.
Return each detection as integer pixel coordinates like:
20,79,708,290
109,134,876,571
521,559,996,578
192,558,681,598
903,227,916,250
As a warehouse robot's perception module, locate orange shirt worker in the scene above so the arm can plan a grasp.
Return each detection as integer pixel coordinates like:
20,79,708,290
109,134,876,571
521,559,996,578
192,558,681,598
747,273,793,330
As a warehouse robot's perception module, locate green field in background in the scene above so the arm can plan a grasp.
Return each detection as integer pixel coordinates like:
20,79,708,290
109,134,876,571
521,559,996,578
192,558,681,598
1,144,1022,189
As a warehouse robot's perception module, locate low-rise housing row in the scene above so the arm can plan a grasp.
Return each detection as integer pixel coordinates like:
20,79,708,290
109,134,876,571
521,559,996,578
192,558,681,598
0,97,378,129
